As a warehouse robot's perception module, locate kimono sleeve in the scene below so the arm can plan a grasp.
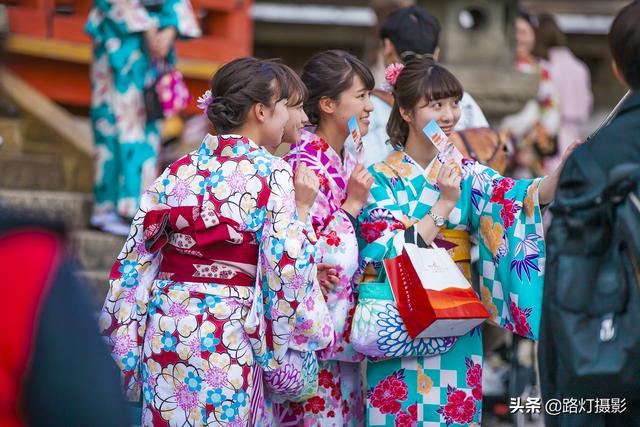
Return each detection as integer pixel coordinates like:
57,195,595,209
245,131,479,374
92,0,157,35
357,166,412,269
468,162,545,340
159,0,201,38
245,158,318,372
98,172,167,401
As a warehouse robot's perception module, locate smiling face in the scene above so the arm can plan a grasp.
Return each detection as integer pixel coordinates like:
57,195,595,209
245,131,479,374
330,74,374,136
260,97,290,149
282,102,309,144
516,17,536,60
403,95,461,139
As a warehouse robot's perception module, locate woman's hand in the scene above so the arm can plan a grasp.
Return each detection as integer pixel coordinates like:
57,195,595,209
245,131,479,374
342,164,374,217
317,263,339,295
150,27,177,59
539,139,585,205
436,160,462,208
294,163,319,222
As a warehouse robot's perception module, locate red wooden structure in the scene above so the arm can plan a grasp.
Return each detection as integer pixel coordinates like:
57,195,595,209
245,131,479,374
5,0,254,113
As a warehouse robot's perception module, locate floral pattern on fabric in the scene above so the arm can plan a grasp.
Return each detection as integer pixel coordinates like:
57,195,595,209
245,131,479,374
86,0,201,218
100,134,318,426
274,129,365,425
357,150,545,426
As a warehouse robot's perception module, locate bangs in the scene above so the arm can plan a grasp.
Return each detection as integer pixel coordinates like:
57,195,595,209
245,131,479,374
350,57,375,91
281,65,308,107
420,65,463,102
263,60,289,103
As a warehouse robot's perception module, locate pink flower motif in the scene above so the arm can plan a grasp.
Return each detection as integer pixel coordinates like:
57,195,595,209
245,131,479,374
499,199,520,229
168,302,189,319
509,301,533,337
437,387,477,425
384,63,405,88
204,366,226,388
113,335,135,356
465,358,482,388
367,370,408,414
175,384,198,411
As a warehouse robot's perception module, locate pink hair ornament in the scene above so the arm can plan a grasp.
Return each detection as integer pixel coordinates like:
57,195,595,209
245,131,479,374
382,63,405,91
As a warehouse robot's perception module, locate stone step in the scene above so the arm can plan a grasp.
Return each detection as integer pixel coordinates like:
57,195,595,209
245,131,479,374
0,189,92,228
75,269,109,310
0,152,66,191
71,229,125,272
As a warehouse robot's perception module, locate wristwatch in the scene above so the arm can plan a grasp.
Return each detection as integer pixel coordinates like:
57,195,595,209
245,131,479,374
427,210,446,227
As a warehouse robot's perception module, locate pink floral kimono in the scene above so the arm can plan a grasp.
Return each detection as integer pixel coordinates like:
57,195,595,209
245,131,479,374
272,129,365,426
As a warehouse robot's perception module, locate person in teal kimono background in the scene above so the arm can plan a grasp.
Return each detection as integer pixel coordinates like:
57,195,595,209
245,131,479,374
86,0,201,235
354,59,579,426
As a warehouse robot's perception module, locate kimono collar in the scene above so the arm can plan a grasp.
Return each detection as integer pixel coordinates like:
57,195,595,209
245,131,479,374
197,134,262,158
295,129,335,157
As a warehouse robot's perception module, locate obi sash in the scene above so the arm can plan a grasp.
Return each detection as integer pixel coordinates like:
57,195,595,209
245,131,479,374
142,206,259,286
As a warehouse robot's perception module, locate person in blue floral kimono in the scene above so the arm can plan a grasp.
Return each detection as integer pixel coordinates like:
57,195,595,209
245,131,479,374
353,59,579,426
86,0,201,235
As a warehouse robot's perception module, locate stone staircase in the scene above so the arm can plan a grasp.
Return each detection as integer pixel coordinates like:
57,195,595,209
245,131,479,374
0,96,123,309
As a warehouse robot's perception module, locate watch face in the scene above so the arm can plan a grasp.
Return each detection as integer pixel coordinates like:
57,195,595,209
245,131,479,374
436,218,445,226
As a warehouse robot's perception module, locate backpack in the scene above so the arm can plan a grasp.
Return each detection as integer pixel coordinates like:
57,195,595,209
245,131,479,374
541,144,640,399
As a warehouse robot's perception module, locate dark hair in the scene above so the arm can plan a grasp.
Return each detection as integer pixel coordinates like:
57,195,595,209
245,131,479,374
380,6,440,62
207,57,288,134
278,63,308,107
609,0,640,90
301,50,375,125
517,7,538,28
387,59,463,150
534,13,567,60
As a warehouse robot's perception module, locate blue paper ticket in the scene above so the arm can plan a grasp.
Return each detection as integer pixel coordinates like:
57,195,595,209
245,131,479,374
423,120,463,164
348,115,363,152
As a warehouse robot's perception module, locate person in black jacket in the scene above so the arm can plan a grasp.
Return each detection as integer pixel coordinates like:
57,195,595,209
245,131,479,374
540,2,640,426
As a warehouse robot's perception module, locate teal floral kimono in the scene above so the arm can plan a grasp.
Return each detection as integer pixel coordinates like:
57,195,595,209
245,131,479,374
86,0,201,218
356,150,545,426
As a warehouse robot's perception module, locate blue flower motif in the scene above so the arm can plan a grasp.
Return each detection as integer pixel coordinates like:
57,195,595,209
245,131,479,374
270,241,284,259
121,351,138,371
185,371,202,392
376,303,457,357
208,170,225,188
197,295,221,313
232,141,248,156
161,332,177,352
121,270,139,288
232,390,248,408
118,259,137,276
200,333,220,352
206,388,224,405
220,403,238,421
254,158,272,177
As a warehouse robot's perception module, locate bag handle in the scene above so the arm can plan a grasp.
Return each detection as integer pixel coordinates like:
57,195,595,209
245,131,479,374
410,224,439,249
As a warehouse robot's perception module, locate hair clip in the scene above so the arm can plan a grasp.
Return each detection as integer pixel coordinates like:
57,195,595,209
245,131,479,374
383,63,405,91
197,90,213,115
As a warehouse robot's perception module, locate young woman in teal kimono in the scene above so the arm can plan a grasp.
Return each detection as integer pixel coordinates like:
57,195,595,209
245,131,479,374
354,59,579,426
86,0,201,235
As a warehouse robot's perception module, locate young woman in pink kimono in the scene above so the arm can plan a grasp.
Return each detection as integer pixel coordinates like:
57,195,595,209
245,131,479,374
274,50,376,426
99,57,323,426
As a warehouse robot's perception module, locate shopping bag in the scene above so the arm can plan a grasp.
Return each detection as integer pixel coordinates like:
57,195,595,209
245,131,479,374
384,240,489,339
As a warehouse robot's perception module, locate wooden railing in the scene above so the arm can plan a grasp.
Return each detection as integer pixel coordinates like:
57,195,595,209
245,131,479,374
5,0,254,111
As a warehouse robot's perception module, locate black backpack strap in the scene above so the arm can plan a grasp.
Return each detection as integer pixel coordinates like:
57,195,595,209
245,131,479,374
554,144,608,213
